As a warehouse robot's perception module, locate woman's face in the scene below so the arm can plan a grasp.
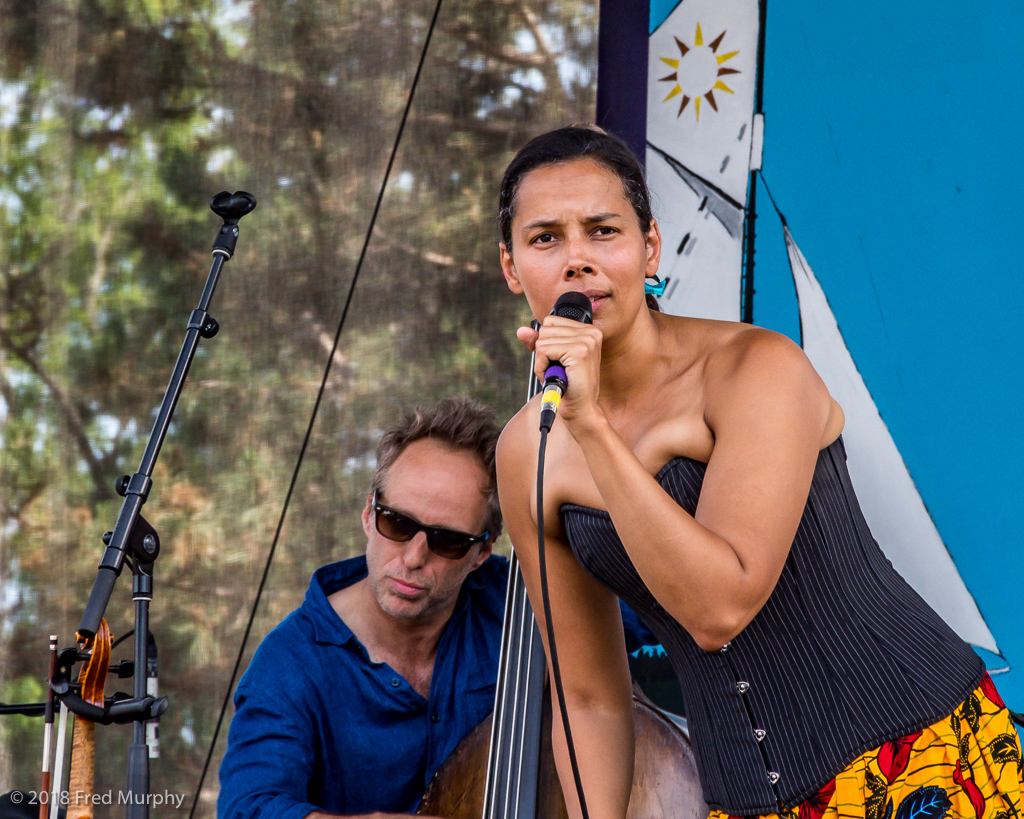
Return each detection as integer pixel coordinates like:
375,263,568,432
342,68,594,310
500,158,661,330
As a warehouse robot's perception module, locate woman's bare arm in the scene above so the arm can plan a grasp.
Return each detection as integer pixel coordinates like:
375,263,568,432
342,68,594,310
497,411,635,819
531,319,833,651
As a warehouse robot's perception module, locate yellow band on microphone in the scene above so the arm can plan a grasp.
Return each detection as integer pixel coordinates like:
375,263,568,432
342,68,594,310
541,388,562,410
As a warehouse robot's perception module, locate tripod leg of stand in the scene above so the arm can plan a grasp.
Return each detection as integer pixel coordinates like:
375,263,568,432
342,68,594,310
125,744,149,819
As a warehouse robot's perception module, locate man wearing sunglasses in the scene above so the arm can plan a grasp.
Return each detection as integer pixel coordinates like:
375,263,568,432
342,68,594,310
219,397,652,819
219,397,506,819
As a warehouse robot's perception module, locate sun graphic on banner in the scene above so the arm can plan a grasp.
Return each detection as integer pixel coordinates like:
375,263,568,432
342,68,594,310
658,23,740,121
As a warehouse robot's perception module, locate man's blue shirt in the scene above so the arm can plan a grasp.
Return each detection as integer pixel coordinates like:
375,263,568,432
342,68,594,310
218,554,508,819
217,553,654,818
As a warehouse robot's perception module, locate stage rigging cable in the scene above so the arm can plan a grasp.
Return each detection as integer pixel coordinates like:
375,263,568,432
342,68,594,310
188,1,446,812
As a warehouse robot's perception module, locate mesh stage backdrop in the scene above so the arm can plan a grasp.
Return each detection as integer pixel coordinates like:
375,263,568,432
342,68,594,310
1,0,1020,814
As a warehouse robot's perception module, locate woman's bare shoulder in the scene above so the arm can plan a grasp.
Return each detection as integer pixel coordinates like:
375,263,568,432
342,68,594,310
701,325,837,440
651,316,802,387
655,312,758,360
706,325,845,444
497,395,551,487
704,324,813,385
498,394,539,446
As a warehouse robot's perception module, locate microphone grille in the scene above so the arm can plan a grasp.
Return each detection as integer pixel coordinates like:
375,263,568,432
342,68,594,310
551,291,593,324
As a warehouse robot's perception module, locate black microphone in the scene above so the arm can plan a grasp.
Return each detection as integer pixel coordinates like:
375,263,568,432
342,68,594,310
539,291,593,432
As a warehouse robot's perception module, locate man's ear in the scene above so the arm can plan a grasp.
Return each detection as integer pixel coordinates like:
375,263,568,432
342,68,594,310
499,242,523,295
469,539,493,571
361,494,374,538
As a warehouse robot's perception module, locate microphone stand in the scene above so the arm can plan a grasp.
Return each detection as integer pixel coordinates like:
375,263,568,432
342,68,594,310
55,191,257,819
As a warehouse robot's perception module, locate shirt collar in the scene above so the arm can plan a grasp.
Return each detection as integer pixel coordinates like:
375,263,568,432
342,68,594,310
303,553,506,646
304,556,368,646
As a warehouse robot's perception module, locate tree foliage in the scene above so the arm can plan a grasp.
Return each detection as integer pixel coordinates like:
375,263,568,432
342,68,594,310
0,0,596,811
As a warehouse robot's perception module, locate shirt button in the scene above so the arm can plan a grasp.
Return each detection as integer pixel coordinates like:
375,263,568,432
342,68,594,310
718,641,732,653
390,678,400,687
431,713,440,723
736,681,750,694
754,728,767,741
768,772,781,785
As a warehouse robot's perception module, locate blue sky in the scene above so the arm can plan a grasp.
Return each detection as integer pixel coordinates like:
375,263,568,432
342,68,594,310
735,1,1024,706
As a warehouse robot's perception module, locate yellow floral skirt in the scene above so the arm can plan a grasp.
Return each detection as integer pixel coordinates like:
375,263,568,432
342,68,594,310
712,674,1024,819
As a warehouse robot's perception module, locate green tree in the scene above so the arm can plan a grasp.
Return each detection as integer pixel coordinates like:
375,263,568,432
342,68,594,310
2,0,597,812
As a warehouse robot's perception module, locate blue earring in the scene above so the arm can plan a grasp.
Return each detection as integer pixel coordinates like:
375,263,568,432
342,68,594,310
644,276,667,296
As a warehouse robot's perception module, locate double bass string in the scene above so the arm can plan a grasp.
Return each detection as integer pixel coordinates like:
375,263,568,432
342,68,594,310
515,598,545,818
187,0,447,813
484,549,524,816
482,337,550,819
485,570,533,817
484,528,543,816
504,367,542,819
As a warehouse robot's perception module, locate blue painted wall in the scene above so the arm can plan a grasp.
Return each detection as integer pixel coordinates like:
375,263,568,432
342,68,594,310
749,1,1023,707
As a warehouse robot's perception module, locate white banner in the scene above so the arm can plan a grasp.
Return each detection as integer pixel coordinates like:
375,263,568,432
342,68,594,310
647,0,760,319
785,225,999,655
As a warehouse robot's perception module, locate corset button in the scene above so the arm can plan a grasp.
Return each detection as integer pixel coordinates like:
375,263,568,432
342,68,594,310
736,680,750,694
754,728,766,741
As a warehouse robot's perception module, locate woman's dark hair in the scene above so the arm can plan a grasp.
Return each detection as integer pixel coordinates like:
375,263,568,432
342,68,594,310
498,125,653,253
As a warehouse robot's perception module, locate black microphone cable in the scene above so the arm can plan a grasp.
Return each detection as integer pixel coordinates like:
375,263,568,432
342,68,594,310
536,424,590,819
534,291,595,819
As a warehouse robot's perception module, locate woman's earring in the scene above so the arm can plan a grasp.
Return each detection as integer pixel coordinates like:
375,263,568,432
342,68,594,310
644,275,667,297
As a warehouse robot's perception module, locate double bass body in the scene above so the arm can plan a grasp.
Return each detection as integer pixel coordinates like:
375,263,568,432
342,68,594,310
419,681,709,819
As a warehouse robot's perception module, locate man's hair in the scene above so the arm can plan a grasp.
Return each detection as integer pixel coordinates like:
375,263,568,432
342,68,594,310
371,397,502,540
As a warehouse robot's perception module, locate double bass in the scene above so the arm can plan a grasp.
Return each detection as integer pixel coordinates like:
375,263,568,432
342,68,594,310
419,347,709,819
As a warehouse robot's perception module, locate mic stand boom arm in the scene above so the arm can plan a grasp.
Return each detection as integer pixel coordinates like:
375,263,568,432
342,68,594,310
72,191,256,819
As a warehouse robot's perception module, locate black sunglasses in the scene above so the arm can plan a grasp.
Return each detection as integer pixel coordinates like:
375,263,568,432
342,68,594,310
371,491,490,560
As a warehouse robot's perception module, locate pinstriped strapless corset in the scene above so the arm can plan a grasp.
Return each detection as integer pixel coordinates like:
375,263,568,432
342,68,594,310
560,437,983,815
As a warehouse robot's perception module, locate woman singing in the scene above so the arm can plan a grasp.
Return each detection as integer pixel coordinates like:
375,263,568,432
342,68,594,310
495,125,1023,819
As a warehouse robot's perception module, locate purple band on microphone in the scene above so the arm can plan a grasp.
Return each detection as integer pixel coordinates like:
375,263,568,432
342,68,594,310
543,364,567,382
